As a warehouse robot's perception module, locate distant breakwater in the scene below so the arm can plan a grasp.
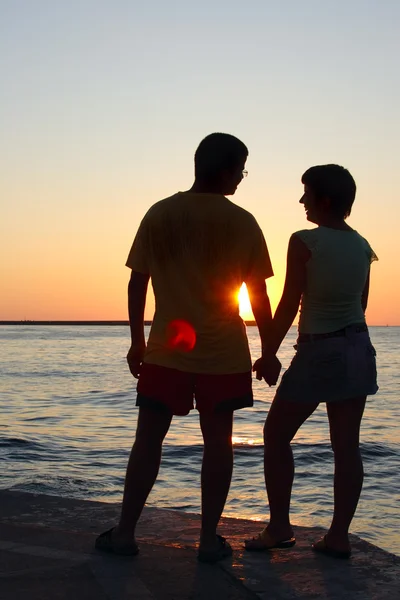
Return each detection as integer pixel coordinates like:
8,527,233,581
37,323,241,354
0,320,259,327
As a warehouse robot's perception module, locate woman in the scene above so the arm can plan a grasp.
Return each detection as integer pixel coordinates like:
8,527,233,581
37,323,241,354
246,164,378,559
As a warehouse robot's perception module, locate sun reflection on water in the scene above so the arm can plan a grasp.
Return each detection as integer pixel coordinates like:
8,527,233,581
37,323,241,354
232,436,262,446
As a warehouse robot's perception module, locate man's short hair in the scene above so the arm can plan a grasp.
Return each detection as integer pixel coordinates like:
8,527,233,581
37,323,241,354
194,133,248,180
301,164,357,219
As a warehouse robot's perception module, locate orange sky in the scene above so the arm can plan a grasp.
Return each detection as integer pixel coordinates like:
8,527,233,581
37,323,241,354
1,176,397,325
1,3,399,325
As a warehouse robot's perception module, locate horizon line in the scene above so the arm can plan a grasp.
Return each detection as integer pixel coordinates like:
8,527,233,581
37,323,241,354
0,320,397,327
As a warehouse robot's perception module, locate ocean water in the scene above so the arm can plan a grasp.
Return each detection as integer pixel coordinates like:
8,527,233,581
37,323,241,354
1,325,399,556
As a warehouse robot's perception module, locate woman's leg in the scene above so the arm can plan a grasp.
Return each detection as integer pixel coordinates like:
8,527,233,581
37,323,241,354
263,396,319,540
326,396,366,551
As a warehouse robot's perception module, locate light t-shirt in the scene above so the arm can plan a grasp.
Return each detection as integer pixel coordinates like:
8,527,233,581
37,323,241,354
126,192,273,374
296,226,377,334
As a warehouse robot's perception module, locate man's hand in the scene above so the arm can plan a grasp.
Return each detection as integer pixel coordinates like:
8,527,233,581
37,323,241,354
253,354,282,386
127,344,145,378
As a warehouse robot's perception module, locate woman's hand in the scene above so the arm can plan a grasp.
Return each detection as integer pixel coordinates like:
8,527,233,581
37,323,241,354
253,354,282,386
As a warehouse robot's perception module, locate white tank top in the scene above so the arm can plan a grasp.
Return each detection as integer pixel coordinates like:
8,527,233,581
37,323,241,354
296,226,377,334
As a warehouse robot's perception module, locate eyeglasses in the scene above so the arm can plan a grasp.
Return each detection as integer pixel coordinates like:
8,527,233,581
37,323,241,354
242,169,248,178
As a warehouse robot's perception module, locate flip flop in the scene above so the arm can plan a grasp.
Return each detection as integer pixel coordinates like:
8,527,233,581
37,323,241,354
245,528,296,552
197,535,233,564
95,527,139,556
312,535,351,560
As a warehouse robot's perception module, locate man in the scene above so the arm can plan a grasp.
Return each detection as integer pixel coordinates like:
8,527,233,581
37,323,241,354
96,133,279,563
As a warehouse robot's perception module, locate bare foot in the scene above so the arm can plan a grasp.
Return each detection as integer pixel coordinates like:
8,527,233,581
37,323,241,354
198,535,232,563
95,526,139,555
112,525,137,546
245,525,295,551
325,531,351,553
265,524,294,542
199,533,221,553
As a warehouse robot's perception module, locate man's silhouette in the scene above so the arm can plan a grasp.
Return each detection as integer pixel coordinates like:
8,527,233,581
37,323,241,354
96,133,277,562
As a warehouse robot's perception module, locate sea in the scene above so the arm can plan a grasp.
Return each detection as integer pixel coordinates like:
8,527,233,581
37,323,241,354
1,325,399,556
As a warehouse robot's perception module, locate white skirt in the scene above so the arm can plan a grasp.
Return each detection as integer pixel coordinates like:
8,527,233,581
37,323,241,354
276,327,378,403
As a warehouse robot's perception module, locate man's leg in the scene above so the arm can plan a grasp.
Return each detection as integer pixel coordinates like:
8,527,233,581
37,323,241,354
325,396,366,552
199,410,234,550
115,406,172,542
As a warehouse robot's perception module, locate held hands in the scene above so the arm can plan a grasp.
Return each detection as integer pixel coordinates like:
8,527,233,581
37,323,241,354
252,353,282,386
127,343,145,378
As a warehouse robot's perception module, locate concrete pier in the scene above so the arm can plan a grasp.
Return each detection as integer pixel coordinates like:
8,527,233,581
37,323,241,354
1,490,399,599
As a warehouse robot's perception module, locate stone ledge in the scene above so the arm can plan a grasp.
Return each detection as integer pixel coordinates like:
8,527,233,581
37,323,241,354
1,490,399,599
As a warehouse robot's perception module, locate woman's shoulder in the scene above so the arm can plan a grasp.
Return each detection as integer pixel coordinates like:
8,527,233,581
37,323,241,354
292,228,320,251
293,227,378,263
353,232,378,263
293,227,319,237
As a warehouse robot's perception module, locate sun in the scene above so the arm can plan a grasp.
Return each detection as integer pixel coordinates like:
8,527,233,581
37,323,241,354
238,283,254,321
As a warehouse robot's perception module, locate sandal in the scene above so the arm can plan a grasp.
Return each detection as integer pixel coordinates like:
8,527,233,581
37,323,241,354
245,528,296,552
312,535,351,560
197,535,233,564
95,527,139,556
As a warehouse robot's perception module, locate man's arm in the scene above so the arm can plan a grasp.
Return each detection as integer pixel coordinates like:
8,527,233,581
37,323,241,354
246,278,273,349
244,220,275,350
127,271,150,378
246,278,281,385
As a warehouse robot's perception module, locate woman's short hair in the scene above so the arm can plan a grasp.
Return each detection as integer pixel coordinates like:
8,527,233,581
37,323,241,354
301,164,357,219
194,133,248,180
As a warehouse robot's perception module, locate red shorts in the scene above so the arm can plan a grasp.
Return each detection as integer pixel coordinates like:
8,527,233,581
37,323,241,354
136,363,253,416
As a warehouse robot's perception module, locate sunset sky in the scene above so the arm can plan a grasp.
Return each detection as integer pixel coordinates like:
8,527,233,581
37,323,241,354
1,1,399,324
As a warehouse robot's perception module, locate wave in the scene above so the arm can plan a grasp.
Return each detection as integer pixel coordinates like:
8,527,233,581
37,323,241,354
0,437,43,449
1,435,398,459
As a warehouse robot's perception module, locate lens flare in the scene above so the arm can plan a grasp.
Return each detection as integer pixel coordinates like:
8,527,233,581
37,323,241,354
166,319,196,352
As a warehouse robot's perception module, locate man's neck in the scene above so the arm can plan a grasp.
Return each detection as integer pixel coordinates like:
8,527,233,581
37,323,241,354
187,180,225,195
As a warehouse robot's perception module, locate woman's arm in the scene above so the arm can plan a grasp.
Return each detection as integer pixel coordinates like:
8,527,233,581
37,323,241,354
361,268,370,313
264,233,310,355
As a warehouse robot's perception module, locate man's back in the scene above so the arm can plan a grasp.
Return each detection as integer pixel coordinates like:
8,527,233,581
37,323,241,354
126,191,273,373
